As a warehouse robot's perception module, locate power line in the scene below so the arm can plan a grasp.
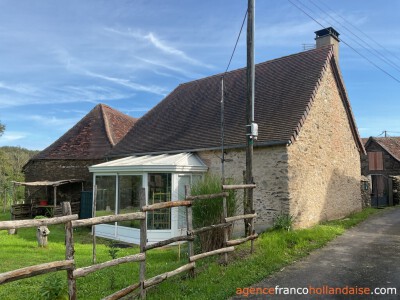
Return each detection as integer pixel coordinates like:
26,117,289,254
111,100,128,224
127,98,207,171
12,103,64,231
224,9,248,74
288,0,400,85
308,0,400,74
316,0,400,67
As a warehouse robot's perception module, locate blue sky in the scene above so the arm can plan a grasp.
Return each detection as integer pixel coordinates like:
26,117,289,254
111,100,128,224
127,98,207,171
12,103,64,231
0,0,399,150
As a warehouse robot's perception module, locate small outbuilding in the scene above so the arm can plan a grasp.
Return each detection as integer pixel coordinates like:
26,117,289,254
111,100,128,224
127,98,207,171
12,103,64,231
89,153,207,244
23,104,137,207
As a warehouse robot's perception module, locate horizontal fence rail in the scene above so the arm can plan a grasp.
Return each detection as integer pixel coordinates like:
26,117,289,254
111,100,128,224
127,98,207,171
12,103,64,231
0,260,74,285
222,184,256,190
0,214,78,230
73,254,146,279
1,182,258,299
71,212,145,228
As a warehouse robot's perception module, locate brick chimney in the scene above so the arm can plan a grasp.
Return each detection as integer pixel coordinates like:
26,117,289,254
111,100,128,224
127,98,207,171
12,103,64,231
315,27,340,63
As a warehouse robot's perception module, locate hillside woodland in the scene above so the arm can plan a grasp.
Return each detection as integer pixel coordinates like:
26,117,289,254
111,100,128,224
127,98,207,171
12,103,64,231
0,146,39,206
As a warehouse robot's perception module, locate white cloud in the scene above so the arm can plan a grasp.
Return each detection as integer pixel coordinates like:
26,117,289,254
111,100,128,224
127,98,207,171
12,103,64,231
0,131,27,142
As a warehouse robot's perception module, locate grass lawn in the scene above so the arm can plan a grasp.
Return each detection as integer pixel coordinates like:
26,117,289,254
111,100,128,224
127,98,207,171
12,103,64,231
0,208,381,300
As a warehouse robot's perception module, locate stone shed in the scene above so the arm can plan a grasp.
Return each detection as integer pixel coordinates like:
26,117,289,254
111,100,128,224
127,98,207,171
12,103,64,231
89,27,365,243
23,104,137,205
361,136,400,206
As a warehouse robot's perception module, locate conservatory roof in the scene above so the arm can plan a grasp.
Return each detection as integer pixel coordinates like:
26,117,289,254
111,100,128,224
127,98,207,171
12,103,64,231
89,153,208,173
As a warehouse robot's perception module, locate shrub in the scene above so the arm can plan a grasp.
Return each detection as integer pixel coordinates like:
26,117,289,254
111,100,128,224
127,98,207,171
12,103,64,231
191,174,237,252
40,274,68,300
273,213,294,231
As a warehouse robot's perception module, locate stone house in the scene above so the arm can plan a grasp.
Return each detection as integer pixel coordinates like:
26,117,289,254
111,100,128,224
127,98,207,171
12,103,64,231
89,28,365,243
361,136,400,206
23,104,137,205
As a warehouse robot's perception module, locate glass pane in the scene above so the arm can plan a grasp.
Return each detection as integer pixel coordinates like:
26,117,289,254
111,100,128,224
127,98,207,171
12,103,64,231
95,176,116,217
147,173,171,230
178,176,191,229
118,175,142,229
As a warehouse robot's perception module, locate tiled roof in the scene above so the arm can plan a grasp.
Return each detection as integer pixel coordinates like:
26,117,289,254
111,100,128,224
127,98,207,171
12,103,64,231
366,137,400,162
110,46,363,156
33,104,137,160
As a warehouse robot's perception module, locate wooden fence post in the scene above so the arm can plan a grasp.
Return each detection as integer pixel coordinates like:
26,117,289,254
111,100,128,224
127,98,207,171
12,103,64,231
185,185,194,278
139,188,147,299
62,202,76,300
92,185,97,264
222,195,228,265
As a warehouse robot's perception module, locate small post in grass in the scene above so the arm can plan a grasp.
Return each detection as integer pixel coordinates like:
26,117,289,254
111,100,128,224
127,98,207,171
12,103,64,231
139,188,147,299
185,185,195,278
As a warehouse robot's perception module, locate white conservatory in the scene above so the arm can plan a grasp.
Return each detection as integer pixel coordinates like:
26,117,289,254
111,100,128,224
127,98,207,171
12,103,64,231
89,153,207,244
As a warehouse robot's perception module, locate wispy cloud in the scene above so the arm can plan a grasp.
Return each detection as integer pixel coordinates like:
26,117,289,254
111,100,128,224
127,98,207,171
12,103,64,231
25,115,78,130
0,131,27,142
105,27,213,69
84,70,168,96
0,82,39,95
136,57,202,79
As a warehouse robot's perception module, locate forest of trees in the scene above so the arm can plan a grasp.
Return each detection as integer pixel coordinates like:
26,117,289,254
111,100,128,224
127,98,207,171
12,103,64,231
0,146,39,209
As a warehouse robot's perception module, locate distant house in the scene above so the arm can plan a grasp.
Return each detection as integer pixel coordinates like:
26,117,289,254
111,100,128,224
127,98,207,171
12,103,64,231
90,28,365,244
23,104,137,206
361,136,400,206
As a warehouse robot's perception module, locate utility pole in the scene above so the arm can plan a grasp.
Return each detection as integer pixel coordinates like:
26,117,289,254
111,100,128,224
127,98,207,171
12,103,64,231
245,0,255,235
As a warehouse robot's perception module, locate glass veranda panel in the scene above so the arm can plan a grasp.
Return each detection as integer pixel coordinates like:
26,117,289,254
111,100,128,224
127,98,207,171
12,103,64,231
117,175,142,229
95,175,116,217
147,173,171,230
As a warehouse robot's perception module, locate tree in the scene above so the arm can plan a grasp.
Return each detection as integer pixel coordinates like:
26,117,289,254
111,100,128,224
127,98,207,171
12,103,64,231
0,121,4,136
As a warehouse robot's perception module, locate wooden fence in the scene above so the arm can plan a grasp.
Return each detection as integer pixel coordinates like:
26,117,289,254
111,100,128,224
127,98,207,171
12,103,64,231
0,184,257,299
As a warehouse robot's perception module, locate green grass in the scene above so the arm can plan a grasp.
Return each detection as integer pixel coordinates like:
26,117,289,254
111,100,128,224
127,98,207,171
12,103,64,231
0,208,380,299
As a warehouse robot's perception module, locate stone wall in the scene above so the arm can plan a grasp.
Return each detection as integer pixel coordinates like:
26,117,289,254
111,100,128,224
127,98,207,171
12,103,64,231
23,159,103,203
287,63,362,228
198,145,289,233
391,176,400,205
360,176,371,208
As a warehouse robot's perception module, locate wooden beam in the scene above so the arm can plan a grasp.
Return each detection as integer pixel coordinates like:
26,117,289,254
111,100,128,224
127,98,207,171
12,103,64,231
143,262,195,288
191,222,232,235
0,260,74,284
73,253,145,278
226,233,258,246
189,247,235,262
63,202,76,300
71,212,145,228
185,192,229,201
225,213,257,223
145,235,194,251
142,200,191,212
222,184,256,190
0,214,78,230
102,282,141,300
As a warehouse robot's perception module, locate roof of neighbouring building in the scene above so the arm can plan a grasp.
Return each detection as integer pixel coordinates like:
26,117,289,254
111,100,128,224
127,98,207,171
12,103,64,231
364,137,400,162
32,104,137,160
109,45,363,157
